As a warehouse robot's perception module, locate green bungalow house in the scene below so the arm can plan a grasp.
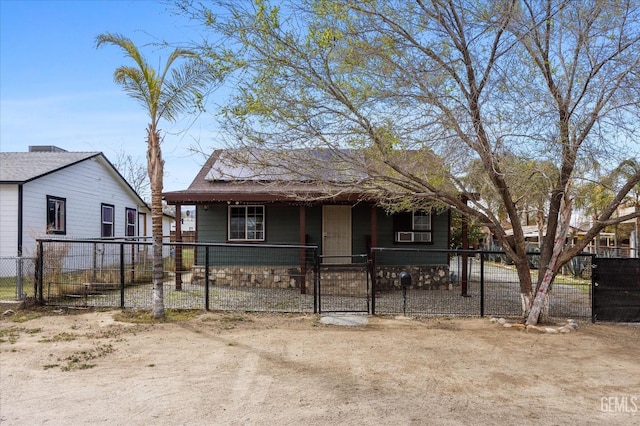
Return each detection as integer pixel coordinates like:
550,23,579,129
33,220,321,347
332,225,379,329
163,149,452,294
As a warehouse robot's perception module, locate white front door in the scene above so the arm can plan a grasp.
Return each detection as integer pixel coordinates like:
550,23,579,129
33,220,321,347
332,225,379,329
322,205,352,264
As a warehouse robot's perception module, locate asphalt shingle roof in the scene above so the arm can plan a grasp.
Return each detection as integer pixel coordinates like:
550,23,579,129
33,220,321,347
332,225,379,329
0,152,100,183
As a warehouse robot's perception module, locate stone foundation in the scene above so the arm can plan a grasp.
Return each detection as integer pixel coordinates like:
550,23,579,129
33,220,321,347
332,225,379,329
192,265,307,290
191,263,453,294
374,265,453,291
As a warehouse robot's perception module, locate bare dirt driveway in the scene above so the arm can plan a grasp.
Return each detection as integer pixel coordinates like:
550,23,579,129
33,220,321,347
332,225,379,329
1,309,638,425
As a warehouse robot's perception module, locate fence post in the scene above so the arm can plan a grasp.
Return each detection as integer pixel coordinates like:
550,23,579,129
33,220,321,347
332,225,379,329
461,251,468,296
591,254,597,323
366,255,371,314
92,242,98,282
119,242,125,308
205,246,210,311
16,256,23,300
314,248,319,314
299,246,307,295
37,240,44,304
480,251,485,317
370,248,376,315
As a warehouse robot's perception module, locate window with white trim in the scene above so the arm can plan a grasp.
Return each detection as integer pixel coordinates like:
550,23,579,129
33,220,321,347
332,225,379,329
394,210,432,243
413,211,432,231
229,205,265,241
102,204,115,238
46,195,66,234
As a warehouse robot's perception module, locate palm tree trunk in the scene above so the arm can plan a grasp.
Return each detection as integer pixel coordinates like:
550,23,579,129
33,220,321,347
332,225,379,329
148,126,165,320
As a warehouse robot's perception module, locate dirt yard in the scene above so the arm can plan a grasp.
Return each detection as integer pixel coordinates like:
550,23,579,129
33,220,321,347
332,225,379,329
1,309,638,425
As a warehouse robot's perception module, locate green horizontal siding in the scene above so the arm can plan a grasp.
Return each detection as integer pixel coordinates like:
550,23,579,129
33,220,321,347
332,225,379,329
266,205,300,243
352,205,372,254
196,204,449,265
375,209,449,265
197,205,227,242
305,206,323,246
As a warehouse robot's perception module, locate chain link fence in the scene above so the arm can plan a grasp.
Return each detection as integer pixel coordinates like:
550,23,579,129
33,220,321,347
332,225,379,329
0,257,37,300
36,239,318,313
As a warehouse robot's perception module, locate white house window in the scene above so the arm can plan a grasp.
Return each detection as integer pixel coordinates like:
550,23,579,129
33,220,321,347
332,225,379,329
394,210,432,243
229,205,264,241
413,211,432,231
125,208,136,237
102,204,115,238
46,195,66,234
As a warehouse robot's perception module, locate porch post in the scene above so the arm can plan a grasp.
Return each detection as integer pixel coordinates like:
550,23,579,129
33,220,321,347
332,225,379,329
370,206,378,315
299,205,307,294
370,205,378,249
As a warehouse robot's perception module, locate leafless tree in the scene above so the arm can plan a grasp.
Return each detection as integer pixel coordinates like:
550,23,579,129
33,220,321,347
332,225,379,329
182,0,640,324
112,149,151,202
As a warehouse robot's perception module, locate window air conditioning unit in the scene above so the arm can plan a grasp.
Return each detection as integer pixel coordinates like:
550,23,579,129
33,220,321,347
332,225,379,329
397,232,414,242
396,231,431,242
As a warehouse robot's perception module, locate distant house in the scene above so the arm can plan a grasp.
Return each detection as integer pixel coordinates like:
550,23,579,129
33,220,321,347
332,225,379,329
0,146,158,258
164,149,450,260
170,209,196,232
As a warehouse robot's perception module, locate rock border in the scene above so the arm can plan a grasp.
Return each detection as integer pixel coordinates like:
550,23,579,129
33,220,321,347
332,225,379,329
490,317,579,333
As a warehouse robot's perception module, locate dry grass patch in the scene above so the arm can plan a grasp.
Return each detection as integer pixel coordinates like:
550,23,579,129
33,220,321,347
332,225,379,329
112,308,203,324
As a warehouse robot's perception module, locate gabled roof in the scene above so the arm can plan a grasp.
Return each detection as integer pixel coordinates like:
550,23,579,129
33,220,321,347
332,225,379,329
0,151,149,209
164,148,453,205
164,149,370,204
0,152,101,183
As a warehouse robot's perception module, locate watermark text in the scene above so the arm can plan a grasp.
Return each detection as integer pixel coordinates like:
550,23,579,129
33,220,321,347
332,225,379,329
601,396,638,414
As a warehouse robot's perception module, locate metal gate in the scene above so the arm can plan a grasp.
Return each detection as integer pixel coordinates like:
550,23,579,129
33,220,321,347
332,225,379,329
317,255,370,313
593,258,640,322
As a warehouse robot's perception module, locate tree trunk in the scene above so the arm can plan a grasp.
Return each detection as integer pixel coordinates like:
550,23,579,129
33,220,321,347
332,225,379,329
494,230,534,318
514,259,533,317
526,190,572,325
520,290,533,319
148,126,165,320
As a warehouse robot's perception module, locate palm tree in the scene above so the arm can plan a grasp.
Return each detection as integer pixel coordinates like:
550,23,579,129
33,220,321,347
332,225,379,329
612,159,640,256
575,160,640,256
96,33,218,319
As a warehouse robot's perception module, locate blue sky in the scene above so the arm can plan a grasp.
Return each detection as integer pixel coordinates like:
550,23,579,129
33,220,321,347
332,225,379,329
0,0,222,192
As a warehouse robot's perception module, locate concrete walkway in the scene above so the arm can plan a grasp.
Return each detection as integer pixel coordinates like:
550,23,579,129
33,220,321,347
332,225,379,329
320,313,369,327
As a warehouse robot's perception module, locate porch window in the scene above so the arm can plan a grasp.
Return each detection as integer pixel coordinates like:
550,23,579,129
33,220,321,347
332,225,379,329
125,208,136,237
102,204,115,238
394,210,432,243
46,195,66,234
229,205,265,241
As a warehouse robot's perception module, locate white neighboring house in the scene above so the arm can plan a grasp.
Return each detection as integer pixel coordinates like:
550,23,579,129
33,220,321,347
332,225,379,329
0,146,164,259
170,209,195,232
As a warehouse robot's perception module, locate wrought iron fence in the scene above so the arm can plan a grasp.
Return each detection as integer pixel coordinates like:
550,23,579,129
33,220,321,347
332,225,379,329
370,248,592,319
318,254,370,313
35,238,594,319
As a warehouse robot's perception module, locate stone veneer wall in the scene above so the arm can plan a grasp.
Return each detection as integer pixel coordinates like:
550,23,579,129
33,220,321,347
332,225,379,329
192,263,453,294
374,265,452,291
192,265,307,290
